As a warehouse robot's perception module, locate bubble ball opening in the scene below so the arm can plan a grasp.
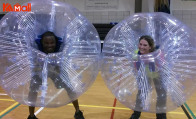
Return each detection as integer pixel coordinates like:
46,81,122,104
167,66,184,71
101,12,196,113
0,0,101,107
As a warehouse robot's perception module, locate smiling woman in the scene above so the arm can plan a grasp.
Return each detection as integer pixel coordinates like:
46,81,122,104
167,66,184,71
130,35,167,119
138,35,155,55
101,12,196,114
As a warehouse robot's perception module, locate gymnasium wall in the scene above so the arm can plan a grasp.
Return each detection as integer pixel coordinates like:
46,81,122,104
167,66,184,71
1,0,196,31
0,0,134,24
171,0,196,32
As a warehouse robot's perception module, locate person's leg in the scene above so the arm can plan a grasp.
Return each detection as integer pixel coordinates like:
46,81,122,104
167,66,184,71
57,69,85,119
62,85,84,119
28,77,40,119
135,89,142,110
72,99,85,119
27,91,38,119
154,78,167,119
130,72,150,119
72,99,80,112
130,111,141,119
61,82,81,113
156,113,167,119
130,90,142,119
29,106,36,117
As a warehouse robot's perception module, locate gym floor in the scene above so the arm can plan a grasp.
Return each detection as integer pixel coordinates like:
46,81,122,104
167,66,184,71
0,72,196,119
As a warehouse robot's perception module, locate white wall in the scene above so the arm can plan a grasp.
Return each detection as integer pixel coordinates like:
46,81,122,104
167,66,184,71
66,0,134,23
142,0,154,13
171,0,196,10
0,0,135,23
140,0,196,32
65,0,133,11
66,0,135,23
2,0,196,28
171,0,196,32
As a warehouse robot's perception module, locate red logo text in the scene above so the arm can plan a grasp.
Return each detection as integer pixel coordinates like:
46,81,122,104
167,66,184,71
3,3,31,12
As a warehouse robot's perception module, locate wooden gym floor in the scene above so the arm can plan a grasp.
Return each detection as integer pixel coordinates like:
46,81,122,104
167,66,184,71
0,72,196,119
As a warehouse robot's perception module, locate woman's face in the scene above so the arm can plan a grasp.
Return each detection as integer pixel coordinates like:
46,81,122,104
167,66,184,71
138,39,151,55
42,36,56,53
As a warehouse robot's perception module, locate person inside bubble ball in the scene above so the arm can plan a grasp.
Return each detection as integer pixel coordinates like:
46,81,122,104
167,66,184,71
27,31,85,119
129,35,167,119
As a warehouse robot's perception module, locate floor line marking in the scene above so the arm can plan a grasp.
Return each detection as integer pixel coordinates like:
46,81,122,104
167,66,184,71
184,103,196,119
110,98,117,119
35,107,44,116
0,99,195,115
0,93,8,96
0,102,20,118
0,99,44,116
67,104,194,115
0,99,15,102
